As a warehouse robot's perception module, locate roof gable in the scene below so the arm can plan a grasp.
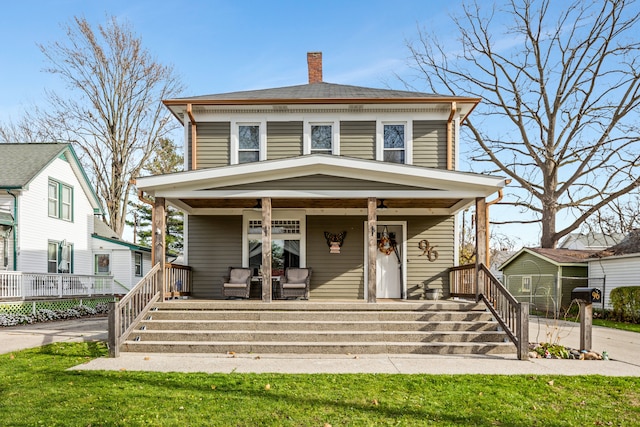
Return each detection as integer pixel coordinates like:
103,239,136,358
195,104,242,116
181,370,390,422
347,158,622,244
137,155,505,195
0,143,69,188
0,143,103,214
136,155,506,215
500,247,597,270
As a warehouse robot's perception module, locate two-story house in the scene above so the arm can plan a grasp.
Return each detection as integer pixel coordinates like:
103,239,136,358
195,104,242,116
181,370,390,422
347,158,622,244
0,143,139,300
136,52,506,302
0,143,103,276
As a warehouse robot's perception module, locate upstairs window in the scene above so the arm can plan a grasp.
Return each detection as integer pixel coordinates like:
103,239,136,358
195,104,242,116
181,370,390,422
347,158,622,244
238,124,260,163
48,179,73,221
311,124,333,154
383,124,406,163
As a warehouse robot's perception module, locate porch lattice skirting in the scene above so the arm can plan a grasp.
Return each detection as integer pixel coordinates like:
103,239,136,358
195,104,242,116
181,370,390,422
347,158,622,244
119,300,516,356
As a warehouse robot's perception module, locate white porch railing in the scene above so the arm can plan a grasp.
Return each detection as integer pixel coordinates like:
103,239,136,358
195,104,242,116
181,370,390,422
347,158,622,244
0,271,118,300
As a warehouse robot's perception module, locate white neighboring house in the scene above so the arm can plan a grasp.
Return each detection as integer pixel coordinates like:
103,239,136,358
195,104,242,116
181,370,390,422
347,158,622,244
588,230,640,310
91,217,152,290
0,143,103,275
559,232,625,250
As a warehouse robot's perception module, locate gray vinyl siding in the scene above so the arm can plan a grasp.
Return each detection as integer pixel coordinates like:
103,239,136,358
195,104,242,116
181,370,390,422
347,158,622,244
306,215,454,300
340,121,375,160
188,215,241,298
412,121,448,169
267,121,303,160
196,122,230,168
402,216,455,299
306,216,365,300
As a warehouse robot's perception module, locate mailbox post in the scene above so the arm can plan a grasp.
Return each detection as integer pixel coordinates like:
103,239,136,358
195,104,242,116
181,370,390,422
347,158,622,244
571,287,602,351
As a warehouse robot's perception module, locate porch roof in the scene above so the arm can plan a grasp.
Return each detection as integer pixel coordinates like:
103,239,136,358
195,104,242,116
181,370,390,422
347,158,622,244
136,155,506,215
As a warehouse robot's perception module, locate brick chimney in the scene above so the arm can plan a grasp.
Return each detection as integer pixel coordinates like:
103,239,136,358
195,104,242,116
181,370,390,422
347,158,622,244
307,52,323,84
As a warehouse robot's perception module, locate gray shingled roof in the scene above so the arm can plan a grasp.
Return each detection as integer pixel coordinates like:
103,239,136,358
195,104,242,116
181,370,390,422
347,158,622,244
93,216,120,240
592,230,640,257
0,143,68,188
171,82,458,102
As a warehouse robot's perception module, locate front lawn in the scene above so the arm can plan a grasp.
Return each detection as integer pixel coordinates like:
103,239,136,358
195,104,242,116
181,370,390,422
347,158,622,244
592,318,640,333
1,342,639,426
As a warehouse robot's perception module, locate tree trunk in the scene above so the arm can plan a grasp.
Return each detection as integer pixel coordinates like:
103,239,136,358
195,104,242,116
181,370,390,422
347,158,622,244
540,201,557,248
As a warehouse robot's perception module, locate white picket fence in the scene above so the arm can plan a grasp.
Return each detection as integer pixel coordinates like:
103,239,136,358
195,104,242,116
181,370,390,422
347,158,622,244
0,271,121,300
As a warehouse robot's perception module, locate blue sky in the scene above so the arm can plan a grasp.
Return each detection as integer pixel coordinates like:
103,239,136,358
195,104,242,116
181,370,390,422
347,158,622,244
0,0,542,247
0,0,462,120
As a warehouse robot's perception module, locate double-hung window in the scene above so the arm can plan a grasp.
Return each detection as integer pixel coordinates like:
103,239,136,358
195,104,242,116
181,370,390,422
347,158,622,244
304,120,339,155
48,241,73,273
383,124,406,164
48,179,73,221
238,124,260,163
311,124,333,154
134,252,143,277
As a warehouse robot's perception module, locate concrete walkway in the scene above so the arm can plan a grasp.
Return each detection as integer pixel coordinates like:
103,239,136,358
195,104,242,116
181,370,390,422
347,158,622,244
2,316,640,375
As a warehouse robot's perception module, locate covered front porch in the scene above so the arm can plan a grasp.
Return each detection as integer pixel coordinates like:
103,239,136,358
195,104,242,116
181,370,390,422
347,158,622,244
138,156,506,303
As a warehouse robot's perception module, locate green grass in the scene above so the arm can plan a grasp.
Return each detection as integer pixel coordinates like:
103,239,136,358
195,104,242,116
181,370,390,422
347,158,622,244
592,318,640,333
1,343,640,426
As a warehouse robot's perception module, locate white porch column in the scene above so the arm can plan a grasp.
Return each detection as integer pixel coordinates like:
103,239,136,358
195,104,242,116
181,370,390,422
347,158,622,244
261,197,272,302
367,197,377,303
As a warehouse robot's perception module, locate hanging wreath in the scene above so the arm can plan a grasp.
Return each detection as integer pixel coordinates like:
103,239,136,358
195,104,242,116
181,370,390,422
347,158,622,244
378,226,394,255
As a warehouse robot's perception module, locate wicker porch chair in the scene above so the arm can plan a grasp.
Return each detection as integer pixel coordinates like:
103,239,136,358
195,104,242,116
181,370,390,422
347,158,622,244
222,267,252,299
280,267,312,300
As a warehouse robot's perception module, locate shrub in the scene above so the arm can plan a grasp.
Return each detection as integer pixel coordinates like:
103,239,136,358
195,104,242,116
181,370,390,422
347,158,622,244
95,303,109,313
1,303,109,327
0,313,35,327
610,286,640,322
35,309,60,322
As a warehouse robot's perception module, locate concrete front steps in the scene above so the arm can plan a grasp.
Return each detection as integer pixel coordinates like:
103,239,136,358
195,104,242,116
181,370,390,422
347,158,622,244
121,300,516,356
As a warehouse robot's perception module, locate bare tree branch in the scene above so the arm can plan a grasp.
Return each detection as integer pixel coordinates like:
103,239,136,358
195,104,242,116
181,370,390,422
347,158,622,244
406,0,640,247
1,16,184,237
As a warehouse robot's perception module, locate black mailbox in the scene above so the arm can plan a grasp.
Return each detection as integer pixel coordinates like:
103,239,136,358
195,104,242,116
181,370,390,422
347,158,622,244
571,287,602,304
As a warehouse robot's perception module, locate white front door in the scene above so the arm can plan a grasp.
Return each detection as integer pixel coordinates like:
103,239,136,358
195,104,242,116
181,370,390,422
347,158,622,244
375,224,403,299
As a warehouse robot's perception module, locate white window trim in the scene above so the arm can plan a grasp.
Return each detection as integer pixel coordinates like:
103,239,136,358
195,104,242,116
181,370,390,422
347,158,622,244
522,276,532,292
242,210,306,268
376,120,413,164
134,252,143,277
303,120,340,155
230,120,267,165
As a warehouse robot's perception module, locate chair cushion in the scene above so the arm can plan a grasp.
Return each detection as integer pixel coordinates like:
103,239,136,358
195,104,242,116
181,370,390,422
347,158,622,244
229,269,250,284
224,283,247,288
286,268,308,283
282,283,306,289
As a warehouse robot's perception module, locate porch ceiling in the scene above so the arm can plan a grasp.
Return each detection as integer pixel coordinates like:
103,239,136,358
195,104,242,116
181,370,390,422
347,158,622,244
179,198,462,210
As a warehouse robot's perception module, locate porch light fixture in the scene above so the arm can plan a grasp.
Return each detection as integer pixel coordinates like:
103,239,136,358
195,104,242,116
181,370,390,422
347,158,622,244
377,199,388,210
253,199,262,210
324,231,346,254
